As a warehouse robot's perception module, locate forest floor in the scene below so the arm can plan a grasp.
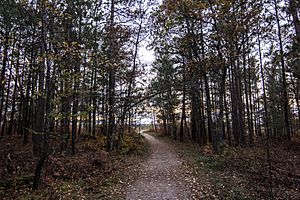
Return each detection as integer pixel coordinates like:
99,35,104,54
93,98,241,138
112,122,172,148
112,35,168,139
156,132,300,200
0,133,150,199
1,131,299,199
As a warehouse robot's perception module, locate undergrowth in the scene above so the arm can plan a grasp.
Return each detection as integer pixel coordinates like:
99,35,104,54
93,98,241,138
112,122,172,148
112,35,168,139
162,133,300,200
0,132,150,200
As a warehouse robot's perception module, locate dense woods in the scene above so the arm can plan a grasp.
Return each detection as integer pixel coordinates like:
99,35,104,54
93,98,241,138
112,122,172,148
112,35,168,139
150,0,300,148
148,1,300,198
0,0,156,192
0,0,299,199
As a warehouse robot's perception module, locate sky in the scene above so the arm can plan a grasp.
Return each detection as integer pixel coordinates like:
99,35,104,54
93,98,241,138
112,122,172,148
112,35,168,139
134,1,159,125
136,42,156,125
138,44,156,65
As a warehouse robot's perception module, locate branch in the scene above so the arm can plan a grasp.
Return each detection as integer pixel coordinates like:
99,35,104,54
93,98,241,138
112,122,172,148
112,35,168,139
116,86,183,125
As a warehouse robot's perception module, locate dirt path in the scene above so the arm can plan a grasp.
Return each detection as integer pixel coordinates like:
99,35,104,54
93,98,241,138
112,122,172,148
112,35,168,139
125,132,193,200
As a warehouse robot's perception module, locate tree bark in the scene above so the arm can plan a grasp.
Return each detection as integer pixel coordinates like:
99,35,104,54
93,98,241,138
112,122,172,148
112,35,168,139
107,0,116,151
0,27,9,139
274,0,291,140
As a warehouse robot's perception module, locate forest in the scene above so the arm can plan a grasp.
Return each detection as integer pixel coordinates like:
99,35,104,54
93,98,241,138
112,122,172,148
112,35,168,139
0,0,299,199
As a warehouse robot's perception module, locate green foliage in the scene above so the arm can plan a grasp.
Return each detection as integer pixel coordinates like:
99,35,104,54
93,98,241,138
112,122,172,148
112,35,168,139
0,175,34,189
118,133,149,156
83,134,107,151
196,155,231,172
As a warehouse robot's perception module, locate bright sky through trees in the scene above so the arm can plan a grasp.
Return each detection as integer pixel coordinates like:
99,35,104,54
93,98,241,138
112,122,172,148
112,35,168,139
139,46,155,65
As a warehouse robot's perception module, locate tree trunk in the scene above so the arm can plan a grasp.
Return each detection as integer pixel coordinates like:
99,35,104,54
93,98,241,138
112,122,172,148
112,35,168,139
179,75,186,142
33,1,51,188
274,0,291,140
34,11,46,155
1,66,12,136
8,35,21,136
0,27,9,139
107,0,116,151
71,62,80,154
289,0,300,45
204,74,216,149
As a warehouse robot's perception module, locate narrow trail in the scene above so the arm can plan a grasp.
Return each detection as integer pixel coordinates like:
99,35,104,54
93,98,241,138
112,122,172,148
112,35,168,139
125,132,193,200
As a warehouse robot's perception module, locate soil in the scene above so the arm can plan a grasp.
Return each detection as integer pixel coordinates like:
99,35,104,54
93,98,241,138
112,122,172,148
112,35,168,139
125,132,195,200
